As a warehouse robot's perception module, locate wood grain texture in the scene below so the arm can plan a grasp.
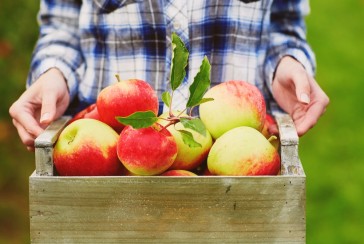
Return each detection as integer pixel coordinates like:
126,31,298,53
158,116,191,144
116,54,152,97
273,113,304,176
30,174,305,243
34,116,71,176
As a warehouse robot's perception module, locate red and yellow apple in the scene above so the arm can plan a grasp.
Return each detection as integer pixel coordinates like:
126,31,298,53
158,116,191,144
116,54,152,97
161,170,197,176
261,113,280,150
53,118,123,176
117,124,178,176
207,126,280,176
199,80,266,139
97,79,159,132
158,112,213,171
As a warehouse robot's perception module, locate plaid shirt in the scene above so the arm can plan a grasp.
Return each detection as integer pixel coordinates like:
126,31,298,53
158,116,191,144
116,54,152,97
28,0,315,111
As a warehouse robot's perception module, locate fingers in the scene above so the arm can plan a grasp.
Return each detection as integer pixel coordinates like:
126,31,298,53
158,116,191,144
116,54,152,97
9,91,45,150
11,118,39,150
274,56,330,136
9,68,70,150
295,103,326,136
294,78,330,136
292,70,311,104
40,90,58,125
9,101,44,136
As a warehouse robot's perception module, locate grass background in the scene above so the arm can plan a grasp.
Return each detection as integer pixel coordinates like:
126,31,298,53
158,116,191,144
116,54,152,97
0,0,363,243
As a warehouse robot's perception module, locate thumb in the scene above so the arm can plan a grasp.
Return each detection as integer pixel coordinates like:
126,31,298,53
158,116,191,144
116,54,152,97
40,91,58,125
293,72,311,104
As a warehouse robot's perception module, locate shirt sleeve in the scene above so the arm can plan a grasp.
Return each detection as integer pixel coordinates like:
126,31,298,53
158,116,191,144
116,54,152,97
27,0,84,100
264,0,316,91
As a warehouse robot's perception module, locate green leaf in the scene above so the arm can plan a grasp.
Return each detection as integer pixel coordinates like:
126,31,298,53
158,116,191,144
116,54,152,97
193,97,214,106
177,129,202,148
186,56,211,108
179,117,207,136
161,91,172,107
170,33,189,91
116,111,158,129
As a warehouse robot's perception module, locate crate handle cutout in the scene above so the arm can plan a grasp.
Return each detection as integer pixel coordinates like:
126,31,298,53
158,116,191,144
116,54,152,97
34,113,303,176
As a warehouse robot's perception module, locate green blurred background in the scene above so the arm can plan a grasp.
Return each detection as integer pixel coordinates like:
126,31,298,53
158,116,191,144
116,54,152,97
0,1,363,243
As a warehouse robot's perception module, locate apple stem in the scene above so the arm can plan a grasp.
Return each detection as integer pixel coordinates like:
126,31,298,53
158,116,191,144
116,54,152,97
115,74,121,82
169,91,175,117
268,135,278,142
177,108,187,118
188,106,196,117
162,116,180,130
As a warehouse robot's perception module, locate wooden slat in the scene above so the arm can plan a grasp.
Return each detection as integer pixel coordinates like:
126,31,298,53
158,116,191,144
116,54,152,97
34,116,71,176
274,112,304,176
29,174,305,243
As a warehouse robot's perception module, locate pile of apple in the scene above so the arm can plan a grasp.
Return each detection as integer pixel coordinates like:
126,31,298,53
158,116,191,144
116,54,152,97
53,34,280,177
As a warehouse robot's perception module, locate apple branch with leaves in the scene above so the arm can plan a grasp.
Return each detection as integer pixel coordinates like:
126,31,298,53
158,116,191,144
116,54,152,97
116,33,213,148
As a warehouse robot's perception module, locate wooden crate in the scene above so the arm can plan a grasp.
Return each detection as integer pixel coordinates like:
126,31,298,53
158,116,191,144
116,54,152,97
29,113,305,243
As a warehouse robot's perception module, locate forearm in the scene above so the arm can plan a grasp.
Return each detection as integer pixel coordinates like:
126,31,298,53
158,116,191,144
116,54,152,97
28,0,84,100
264,0,316,88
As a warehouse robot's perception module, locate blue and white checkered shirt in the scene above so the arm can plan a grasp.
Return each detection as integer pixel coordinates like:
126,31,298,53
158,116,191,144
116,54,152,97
28,0,316,112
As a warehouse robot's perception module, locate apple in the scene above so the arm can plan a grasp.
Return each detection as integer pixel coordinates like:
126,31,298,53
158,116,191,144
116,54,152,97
53,118,123,176
68,103,100,124
97,78,159,132
161,170,197,176
158,112,213,171
202,168,214,176
207,126,280,176
199,80,266,139
117,123,178,176
261,113,280,150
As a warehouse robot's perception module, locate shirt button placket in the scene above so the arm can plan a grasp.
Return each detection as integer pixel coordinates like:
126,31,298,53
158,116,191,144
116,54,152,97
166,0,188,37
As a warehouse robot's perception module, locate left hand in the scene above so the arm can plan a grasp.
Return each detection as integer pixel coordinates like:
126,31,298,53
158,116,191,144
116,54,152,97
271,56,329,136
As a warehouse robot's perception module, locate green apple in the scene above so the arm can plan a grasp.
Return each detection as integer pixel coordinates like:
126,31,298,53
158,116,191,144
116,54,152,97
207,126,280,176
158,112,213,171
199,80,266,139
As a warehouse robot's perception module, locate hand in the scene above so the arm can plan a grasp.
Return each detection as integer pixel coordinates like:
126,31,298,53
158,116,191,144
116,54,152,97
9,68,70,151
271,56,329,136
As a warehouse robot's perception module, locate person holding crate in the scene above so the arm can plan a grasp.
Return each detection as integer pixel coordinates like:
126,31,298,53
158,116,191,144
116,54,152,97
9,0,329,151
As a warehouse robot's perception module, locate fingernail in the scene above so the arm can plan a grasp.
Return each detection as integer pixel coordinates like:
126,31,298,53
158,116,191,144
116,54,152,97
40,112,50,123
300,93,310,104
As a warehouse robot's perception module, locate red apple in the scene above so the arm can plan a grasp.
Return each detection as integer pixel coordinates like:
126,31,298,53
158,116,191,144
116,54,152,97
199,80,266,139
53,119,123,176
201,167,214,176
158,112,213,171
68,103,100,124
97,79,159,132
208,126,280,176
161,170,197,176
261,113,280,150
117,124,178,176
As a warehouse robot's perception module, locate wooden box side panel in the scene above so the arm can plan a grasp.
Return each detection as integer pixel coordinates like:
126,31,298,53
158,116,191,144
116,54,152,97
29,175,305,243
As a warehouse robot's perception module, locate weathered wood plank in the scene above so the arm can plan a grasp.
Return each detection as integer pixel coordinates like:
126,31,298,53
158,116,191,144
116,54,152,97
29,174,305,243
34,116,71,176
274,112,304,176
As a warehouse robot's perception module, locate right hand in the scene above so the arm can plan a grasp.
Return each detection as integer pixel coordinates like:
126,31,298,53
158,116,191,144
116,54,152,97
9,68,70,151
